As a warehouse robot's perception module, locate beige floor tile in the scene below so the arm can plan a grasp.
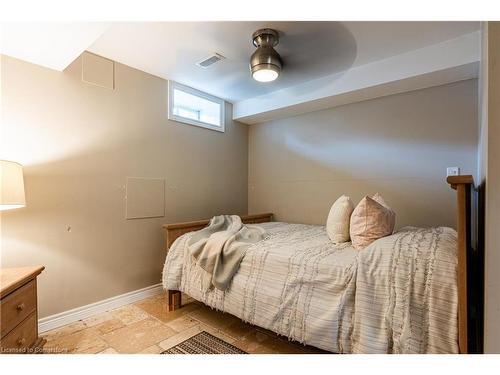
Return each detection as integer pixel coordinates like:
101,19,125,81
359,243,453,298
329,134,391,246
100,318,177,353
43,327,108,354
109,304,149,325
40,292,328,354
187,305,239,330
134,295,201,323
94,318,125,334
83,311,114,327
139,344,164,354
41,321,87,341
134,293,166,308
233,330,327,354
165,315,199,332
136,294,163,304
140,291,195,305
181,293,196,304
264,338,312,354
158,325,204,350
98,347,119,354
233,330,279,354
221,319,255,341
255,325,283,337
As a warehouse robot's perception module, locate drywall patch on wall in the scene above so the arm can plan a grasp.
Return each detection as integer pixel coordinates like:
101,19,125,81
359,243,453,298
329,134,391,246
125,177,165,219
81,51,114,89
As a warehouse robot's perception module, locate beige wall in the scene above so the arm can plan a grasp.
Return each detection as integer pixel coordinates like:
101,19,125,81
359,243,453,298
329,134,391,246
249,80,478,229
0,53,248,318
482,22,500,354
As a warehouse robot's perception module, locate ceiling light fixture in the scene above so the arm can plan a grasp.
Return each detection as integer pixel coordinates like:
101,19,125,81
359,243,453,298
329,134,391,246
250,28,282,83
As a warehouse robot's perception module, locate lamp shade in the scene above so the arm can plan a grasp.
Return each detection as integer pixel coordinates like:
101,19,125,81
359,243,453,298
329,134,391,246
0,160,26,211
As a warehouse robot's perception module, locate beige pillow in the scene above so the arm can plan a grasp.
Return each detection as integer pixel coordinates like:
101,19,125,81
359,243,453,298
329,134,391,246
372,193,396,230
350,194,396,249
326,195,354,244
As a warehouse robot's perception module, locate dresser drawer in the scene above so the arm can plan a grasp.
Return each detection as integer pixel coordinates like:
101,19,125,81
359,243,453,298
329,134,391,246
0,280,37,338
0,312,37,352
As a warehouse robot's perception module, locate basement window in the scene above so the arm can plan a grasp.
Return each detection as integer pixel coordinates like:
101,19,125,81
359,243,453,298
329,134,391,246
168,81,225,132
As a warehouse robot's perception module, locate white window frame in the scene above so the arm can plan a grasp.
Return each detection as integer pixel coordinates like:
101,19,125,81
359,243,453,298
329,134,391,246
168,81,225,133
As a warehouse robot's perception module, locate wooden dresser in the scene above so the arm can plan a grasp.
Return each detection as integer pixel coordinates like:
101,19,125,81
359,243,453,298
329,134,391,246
0,266,45,354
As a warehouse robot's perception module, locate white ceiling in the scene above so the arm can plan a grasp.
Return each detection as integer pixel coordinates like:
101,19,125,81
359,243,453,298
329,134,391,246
0,22,110,71
234,32,480,123
0,21,481,122
87,21,480,102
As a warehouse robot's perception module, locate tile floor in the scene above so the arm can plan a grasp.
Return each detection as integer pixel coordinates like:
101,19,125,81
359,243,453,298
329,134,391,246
41,293,328,354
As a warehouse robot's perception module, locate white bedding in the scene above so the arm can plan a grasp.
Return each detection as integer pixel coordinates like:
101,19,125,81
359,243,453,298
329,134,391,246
162,222,458,353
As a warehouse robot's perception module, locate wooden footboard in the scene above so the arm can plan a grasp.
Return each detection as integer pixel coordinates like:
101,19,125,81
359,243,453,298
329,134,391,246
163,213,273,311
447,175,480,354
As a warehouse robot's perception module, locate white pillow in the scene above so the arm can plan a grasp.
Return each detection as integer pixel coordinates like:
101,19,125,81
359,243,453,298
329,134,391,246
326,195,354,244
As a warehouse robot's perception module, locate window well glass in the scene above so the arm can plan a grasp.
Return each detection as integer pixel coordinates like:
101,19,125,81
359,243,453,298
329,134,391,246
168,82,225,132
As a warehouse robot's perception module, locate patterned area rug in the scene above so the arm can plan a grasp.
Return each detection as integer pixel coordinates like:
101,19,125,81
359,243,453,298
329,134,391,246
161,331,247,354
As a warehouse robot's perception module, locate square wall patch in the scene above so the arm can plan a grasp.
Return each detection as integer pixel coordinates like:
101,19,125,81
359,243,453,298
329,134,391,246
126,177,165,219
82,52,114,89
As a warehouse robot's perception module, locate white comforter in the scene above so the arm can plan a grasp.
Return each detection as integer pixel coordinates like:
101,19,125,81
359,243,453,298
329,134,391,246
162,222,458,353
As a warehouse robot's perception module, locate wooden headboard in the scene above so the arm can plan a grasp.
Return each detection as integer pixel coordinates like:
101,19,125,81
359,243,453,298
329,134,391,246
162,213,273,251
447,175,480,354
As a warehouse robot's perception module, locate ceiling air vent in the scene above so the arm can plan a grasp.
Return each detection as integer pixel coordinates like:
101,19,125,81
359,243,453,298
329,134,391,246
196,53,225,68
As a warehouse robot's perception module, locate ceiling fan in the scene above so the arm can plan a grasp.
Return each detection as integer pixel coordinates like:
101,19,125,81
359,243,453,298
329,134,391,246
249,28,282,83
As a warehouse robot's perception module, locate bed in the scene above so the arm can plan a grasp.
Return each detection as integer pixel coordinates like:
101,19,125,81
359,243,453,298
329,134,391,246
161,176,477,354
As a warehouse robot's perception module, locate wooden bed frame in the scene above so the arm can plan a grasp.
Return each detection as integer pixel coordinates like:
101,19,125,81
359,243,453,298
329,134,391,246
162,176,480,354
162,213,273,311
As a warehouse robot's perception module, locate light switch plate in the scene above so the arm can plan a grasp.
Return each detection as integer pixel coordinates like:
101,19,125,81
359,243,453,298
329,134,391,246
446,167,460,177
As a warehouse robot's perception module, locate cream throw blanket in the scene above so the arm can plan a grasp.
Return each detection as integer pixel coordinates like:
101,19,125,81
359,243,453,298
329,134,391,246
187,215,266,291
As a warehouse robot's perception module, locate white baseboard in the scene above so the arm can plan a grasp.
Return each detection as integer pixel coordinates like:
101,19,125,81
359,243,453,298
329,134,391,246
38,283,164,333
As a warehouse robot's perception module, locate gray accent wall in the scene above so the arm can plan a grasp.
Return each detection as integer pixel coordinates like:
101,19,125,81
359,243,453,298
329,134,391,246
249,79,478,230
